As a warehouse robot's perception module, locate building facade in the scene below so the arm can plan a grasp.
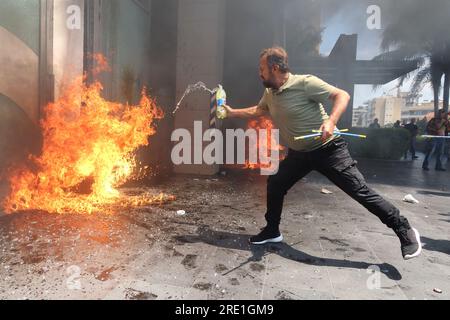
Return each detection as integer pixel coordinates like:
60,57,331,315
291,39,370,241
401,101,438,122
352,105,370,128
368,95,405,127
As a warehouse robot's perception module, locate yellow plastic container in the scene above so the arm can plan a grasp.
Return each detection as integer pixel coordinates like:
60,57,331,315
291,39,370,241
215,85,227,119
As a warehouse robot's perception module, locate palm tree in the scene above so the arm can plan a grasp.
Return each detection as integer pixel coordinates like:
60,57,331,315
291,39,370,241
374,0,450,115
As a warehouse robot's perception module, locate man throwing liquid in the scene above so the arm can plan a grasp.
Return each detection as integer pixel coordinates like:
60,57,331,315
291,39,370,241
224,47,421,260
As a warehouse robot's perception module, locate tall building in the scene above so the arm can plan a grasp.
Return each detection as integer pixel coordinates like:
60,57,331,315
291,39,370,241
401,101,439,122
352,105,370,127
368,95,405,127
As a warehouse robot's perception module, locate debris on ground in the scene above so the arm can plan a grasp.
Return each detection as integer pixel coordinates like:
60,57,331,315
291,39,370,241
176,210,187,216
433,288,443,294
403,194,419,204
321,188,333,195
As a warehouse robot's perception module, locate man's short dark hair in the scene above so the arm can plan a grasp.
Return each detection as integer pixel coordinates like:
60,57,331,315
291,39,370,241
260,47,290,73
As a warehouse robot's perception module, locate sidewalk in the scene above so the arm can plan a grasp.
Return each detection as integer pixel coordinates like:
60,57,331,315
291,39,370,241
0,153,448,300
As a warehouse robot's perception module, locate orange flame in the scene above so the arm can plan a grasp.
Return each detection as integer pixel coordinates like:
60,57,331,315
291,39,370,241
2,57,168,214
244,117,285,170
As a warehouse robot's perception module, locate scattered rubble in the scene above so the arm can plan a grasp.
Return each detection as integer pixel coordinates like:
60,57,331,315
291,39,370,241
403,194,419,204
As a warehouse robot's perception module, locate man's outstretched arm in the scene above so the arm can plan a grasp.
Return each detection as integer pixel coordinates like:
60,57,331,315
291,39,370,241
223,105,269,119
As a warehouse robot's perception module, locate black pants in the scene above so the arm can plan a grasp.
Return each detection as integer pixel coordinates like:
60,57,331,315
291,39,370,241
265,138,411,233
405,136,417,159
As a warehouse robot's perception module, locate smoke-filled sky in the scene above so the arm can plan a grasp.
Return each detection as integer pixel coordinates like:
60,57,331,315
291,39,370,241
319,0,440,107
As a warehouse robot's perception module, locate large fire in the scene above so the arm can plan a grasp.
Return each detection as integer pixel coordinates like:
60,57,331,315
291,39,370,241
2,58,173,214
245,117,285,170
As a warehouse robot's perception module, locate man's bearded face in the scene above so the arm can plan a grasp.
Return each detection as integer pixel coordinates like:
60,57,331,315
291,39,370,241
259,57,277,89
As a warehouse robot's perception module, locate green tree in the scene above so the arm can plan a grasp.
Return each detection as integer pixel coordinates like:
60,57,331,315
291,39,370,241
374,0,450,115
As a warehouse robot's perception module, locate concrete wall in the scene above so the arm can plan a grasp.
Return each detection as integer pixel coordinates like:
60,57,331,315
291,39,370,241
174,0,225,175
0,1,41,206
84,0,174,181
52,0,85,99
0,26,39,123
223,0,276,108
52,0,152,104
0,94,42,173
0,0,40,53
90,0,152,104
148,0,179,179
0,0,40,123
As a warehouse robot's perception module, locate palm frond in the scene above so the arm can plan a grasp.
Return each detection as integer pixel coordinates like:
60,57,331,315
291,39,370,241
408,66,432,99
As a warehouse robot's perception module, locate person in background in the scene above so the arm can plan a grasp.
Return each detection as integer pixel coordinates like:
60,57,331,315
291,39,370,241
422,110,449,171
444,112,450,161
417,116,428,134
404,118,419,160
369,118,381,129
394,120,401,128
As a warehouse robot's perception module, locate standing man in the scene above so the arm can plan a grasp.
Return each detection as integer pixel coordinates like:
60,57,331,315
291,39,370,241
369,118,381,129
422,110,448,171
404,118,419,160
224,47,421,260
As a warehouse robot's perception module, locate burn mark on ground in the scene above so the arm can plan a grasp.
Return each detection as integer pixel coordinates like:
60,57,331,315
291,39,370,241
161,226,177,233
319,236,350,247
163,244,184,257
275,290,294,300
173,249,184,257
219,204,240,211
21,253,46,265
193,282,213,291
95,266,117,281
249,263,265,272
181,254,198,270
215,264,228,273
351,247,367,253
125,288,158,300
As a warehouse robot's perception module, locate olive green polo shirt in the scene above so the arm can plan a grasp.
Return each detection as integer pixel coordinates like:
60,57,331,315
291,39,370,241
258,73,339,152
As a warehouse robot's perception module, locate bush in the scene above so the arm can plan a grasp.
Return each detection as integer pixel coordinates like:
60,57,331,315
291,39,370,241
415,136,428,153
346,128,410,160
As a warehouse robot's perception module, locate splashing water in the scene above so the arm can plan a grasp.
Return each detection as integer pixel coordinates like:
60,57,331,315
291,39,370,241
172,82,215,115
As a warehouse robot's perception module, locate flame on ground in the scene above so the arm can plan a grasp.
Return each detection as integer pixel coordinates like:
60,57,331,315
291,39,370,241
244,117,286,170
2,59,171,214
